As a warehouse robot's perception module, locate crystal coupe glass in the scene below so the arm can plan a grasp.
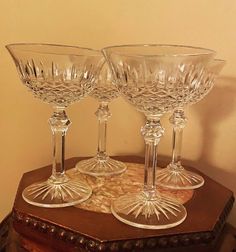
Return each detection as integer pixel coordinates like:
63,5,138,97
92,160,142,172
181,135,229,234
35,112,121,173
6,43,104,208
103,44,215,229
76,63,126,176
156,59,225,190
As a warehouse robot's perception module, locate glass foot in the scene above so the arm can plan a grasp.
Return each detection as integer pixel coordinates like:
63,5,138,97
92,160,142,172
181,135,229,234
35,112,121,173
22,175,92,208
111,191,187,229
76,156,127,177
156,166,204,190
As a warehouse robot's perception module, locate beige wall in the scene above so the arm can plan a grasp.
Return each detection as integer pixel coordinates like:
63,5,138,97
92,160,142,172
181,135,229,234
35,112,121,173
1,0,236,225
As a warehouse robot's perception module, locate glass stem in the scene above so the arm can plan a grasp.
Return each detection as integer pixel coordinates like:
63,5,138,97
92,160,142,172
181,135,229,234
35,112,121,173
169,108,187,170
95,102,111,159
141,116,164,199
48,106,71,182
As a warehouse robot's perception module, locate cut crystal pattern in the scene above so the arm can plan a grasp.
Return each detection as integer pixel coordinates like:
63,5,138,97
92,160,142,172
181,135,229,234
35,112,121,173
76,156,126,177
112,60,209,116
189,60,225,104
76,63,126,177
73,162,193,214
113,193,182,219
103,44,215,229
23,177,92,207
157,59,225,190
90,64,119,102
156,167,204,190
91,86,119,103
17,58,99,106
7,43,104,207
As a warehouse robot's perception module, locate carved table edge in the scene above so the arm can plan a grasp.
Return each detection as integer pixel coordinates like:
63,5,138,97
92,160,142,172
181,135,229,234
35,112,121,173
11,195,234,252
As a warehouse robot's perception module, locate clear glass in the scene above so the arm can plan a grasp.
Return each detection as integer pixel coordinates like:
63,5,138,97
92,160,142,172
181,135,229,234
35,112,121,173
157,59,225,190
103,44,215,229
76,64,126,176
6,43,104,208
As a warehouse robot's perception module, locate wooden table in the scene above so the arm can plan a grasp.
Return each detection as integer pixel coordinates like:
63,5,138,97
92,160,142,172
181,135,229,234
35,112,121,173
1,156,235,252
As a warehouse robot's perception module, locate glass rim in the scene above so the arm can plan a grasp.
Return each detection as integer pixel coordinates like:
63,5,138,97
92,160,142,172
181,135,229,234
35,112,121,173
5,42,101,57
102,44,216,57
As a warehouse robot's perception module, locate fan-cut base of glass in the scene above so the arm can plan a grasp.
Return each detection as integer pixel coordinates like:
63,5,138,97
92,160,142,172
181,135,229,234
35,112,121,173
76,156,127,177
111,191,187,229
22,175,92,208
156,165,204,190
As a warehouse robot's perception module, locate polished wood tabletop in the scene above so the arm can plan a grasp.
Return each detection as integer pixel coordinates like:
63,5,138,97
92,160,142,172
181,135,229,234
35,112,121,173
1,156,235,252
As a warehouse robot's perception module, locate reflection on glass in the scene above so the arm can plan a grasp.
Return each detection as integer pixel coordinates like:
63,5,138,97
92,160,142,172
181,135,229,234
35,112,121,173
103,44,215,229
6,43,104,207
76,63,126,176
157,59,225,190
